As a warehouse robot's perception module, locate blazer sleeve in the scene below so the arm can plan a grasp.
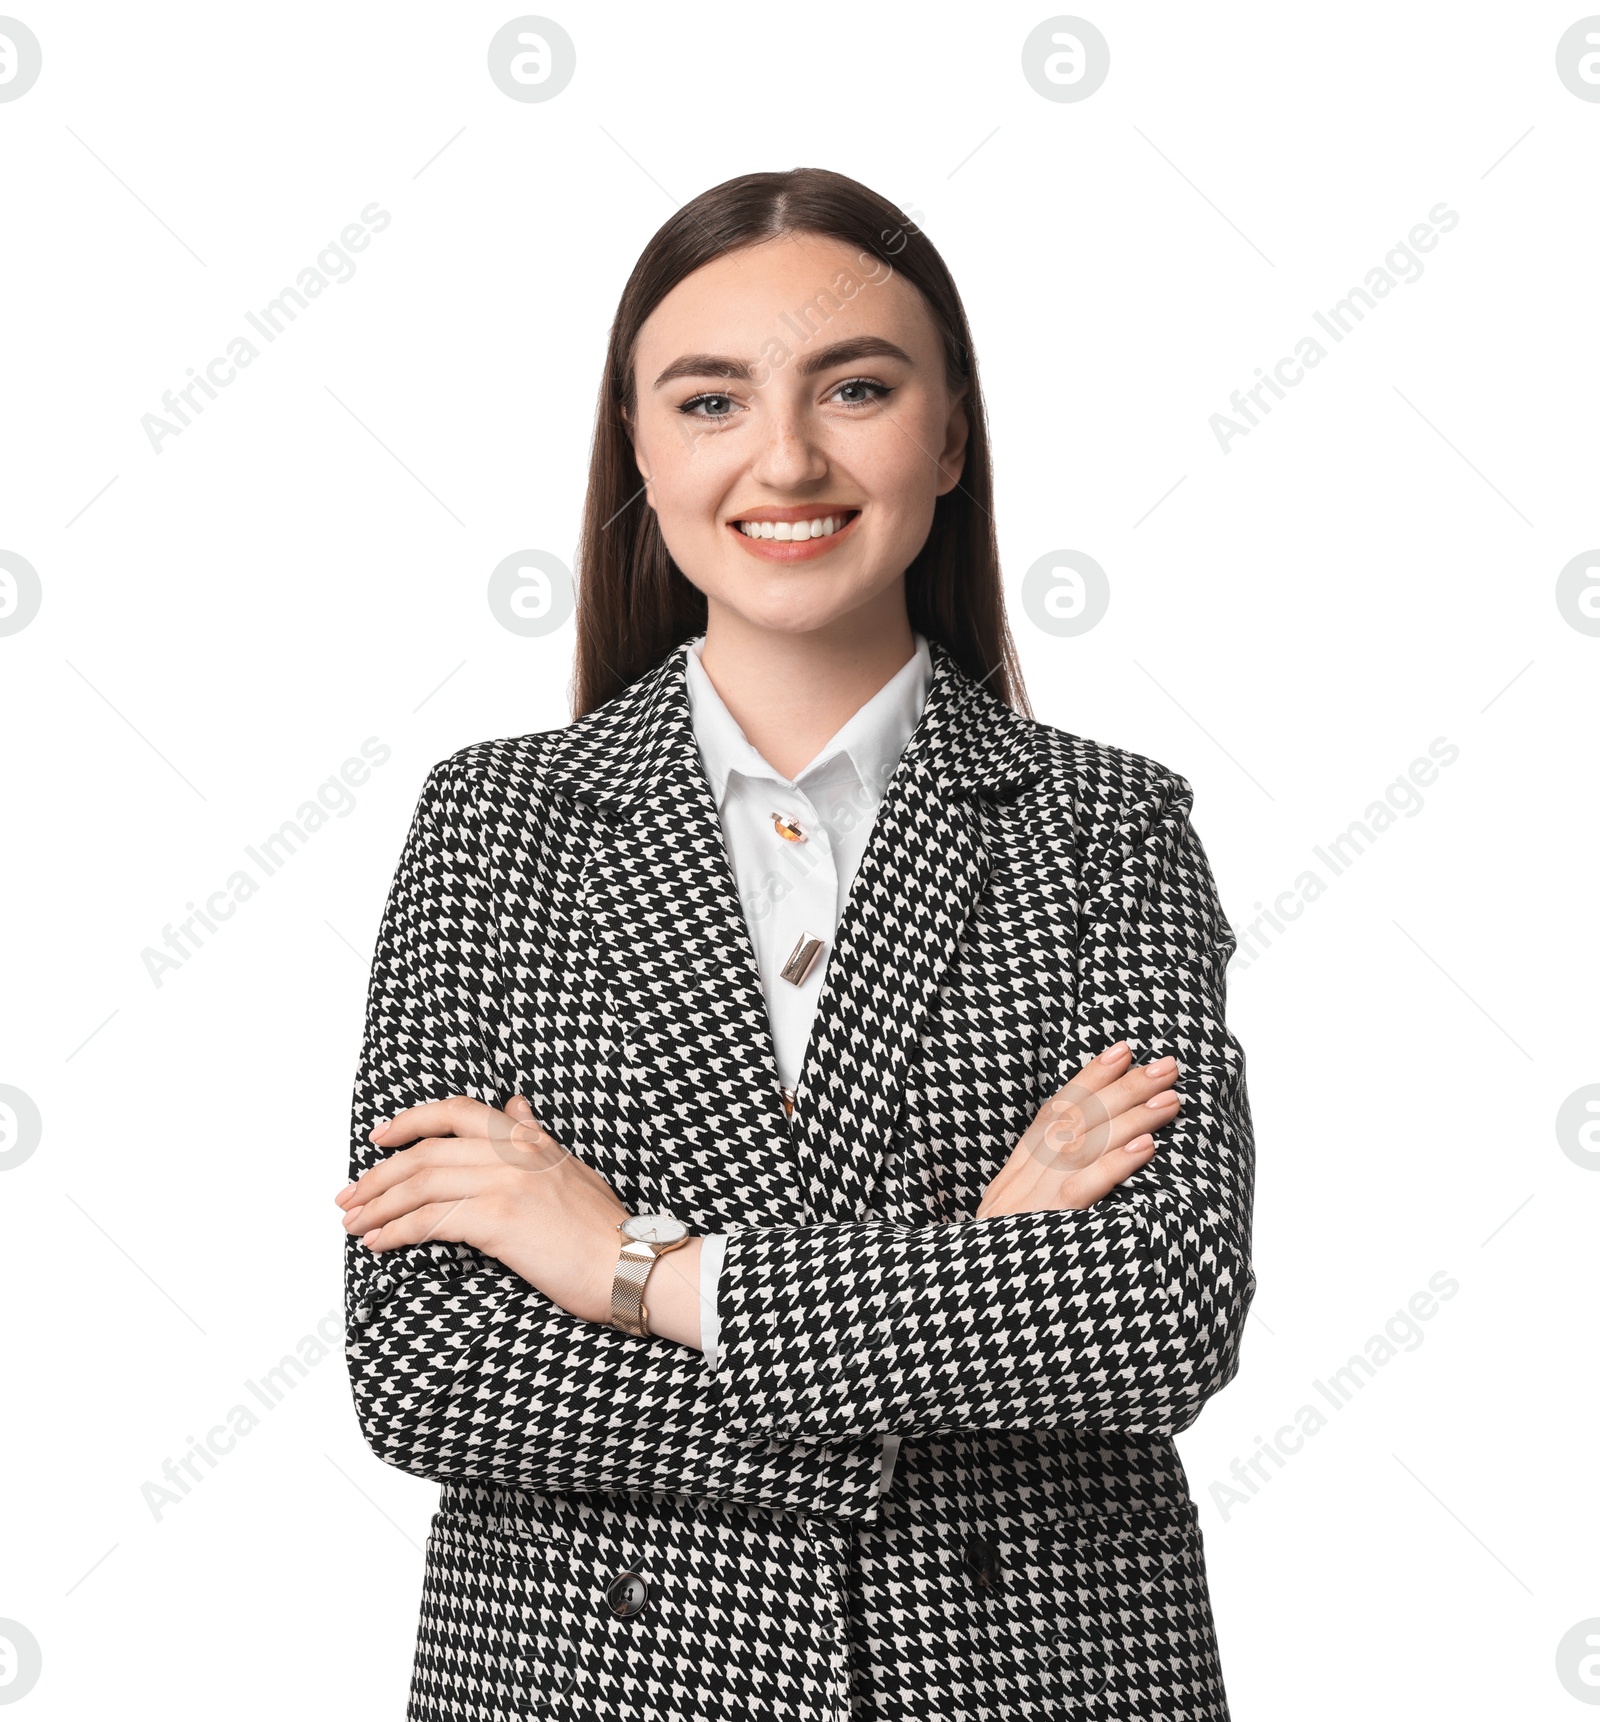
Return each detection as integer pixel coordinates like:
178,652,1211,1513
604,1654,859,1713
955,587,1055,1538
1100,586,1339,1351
342,755,883,1515
704,766,1257,1443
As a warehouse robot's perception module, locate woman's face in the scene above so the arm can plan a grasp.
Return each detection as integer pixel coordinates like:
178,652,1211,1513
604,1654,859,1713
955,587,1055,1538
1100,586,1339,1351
625,231,969,639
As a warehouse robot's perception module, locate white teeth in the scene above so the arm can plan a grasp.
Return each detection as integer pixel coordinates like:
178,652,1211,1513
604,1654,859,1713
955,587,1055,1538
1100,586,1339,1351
735,513,852,540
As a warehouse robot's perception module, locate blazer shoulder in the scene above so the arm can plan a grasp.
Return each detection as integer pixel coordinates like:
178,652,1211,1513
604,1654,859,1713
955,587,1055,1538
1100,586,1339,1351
421,652,666,809
1024,716,1195,821
1013,715,1210,905
419,727,566,806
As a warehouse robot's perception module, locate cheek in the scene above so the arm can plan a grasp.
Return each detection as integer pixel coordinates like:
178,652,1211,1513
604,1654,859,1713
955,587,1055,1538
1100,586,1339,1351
859,401,950,500
645,423,731,516
856,450,942,532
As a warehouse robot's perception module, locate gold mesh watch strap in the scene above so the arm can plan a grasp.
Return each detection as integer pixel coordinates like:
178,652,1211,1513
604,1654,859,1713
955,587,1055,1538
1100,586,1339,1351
611,1245,657,1337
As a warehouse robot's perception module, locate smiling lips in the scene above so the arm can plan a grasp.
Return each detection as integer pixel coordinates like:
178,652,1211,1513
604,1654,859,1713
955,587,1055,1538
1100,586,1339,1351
727,507,862,562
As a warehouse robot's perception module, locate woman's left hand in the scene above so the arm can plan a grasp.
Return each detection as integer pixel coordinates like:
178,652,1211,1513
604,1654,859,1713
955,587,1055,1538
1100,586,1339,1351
334,1094,627,1326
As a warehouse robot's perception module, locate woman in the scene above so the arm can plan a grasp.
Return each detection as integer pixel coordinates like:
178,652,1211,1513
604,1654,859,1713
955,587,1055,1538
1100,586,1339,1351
336,167,1255,1721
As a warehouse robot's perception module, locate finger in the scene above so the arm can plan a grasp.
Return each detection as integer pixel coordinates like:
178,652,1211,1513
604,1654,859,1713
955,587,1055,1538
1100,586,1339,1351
987,1047,1177,1210
362,1198,484,1254
1029,1048,1175,1152
1035,1087,1179,1168
1067,1053,1180,1126
340,1136,498,1209
345,1164,497,1236
1020,1062,1133,1170
1058,1090,1181,1174
1056,1130,1160,1210
1065,1040,1137,1094
369,1095,500,1147
1033,1044,1136,1125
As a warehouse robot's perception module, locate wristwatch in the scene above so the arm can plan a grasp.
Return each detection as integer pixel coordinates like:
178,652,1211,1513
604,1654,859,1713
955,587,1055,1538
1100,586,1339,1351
611,1213,691,1337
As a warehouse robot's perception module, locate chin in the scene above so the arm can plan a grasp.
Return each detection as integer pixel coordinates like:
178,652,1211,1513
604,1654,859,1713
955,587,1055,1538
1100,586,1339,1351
695,581,823,623
717,600,844,634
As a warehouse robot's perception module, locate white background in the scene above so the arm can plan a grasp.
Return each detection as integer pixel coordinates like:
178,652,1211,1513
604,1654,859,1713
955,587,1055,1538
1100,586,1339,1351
2,2,1596,1716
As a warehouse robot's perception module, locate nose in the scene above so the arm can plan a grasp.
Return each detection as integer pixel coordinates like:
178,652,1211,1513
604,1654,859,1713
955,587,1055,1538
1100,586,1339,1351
747,405,829,490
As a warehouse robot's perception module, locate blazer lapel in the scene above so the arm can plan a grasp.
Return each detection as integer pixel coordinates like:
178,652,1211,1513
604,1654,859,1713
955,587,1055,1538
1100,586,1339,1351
789,758,988,1222
545,644,793,1225
543,636,1044,1228
789,640,1045,1222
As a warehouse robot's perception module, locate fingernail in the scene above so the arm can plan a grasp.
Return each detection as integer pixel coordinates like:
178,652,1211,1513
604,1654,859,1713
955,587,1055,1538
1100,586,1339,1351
335,1182,357,1205
368,1120,388,1141
1145,1092,1177,1109
1146,1056,1176,1077
362,1228,382,1250
1124,1133,1155,1153
343,1204,366,1229
1098,1042,1129,1063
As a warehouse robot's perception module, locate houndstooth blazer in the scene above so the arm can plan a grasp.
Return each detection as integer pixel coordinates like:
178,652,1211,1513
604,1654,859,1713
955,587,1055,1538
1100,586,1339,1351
344,633,1257,1722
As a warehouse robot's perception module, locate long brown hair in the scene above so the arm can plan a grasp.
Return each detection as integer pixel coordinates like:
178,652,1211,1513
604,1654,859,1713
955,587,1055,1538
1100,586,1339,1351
570,166,1032,720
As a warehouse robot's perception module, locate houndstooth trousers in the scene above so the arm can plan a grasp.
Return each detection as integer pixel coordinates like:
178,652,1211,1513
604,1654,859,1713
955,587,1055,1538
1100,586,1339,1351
343,635,1257,1720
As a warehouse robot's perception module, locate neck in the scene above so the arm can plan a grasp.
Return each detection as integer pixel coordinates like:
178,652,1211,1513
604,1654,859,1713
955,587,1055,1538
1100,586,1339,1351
695,591,918,782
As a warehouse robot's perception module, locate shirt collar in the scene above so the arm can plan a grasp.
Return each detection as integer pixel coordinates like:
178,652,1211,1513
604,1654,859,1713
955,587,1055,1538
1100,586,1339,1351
683,632,933,810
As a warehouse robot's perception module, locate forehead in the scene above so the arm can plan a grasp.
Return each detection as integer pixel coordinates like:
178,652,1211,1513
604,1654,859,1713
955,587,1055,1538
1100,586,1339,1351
635,231,934,363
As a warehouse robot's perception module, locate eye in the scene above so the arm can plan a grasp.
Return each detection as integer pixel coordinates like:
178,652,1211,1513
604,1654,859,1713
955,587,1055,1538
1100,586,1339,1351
677,391,742,423
829,377,895,408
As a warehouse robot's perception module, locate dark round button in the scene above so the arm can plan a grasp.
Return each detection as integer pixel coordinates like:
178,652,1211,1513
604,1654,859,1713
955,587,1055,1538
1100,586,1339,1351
604,1569,650,1619
962,1531,1001,1590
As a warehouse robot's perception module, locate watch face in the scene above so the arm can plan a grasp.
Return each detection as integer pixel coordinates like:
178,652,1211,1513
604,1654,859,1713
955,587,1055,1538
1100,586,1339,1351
622,1213,687,1245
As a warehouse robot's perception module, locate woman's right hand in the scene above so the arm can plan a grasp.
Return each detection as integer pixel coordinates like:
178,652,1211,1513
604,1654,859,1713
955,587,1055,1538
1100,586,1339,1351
974,1042,1181,1219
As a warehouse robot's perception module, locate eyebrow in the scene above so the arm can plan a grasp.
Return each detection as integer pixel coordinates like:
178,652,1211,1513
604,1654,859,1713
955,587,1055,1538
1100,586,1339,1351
651,335,915,390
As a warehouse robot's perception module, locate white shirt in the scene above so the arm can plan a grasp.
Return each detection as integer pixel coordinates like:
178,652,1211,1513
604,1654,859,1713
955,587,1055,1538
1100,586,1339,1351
683,629,934,1499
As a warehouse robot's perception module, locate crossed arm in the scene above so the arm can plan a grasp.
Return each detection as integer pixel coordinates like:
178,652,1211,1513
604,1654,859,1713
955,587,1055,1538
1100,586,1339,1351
339,752,1255,1513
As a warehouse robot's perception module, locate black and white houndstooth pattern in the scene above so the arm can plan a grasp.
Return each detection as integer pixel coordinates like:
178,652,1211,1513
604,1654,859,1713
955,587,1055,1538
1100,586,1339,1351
345,635,1256,1721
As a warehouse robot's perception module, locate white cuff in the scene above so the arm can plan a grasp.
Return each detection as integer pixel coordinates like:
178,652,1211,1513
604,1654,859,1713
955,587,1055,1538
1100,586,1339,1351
699,1230,728,1370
